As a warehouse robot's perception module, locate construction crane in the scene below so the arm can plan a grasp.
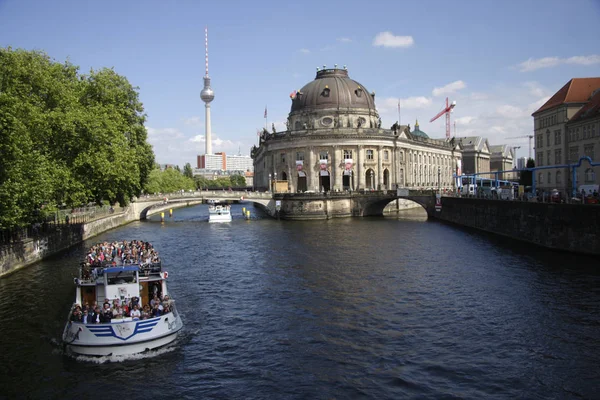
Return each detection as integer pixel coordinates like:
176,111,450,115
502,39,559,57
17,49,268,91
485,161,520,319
506,135,534,158
430,97,456,139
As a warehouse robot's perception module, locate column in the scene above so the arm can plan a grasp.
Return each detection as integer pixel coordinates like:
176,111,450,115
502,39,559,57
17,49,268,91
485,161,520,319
377,146,383,189
332,146,341,191
307,147,315,191
356,146,363,190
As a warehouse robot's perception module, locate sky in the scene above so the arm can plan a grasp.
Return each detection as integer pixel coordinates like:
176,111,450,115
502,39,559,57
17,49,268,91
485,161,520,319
1,0,600,167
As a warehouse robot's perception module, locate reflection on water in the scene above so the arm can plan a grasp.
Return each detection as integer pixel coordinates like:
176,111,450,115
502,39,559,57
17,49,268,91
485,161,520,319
0,202,598,399
385,206,428,221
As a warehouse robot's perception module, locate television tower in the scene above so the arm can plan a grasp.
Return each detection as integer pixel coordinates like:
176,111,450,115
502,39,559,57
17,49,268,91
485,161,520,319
200,26,215,155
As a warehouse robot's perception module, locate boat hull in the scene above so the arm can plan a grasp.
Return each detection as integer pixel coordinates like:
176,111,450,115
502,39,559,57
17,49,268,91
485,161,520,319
208,214,232,223
63,312,183,357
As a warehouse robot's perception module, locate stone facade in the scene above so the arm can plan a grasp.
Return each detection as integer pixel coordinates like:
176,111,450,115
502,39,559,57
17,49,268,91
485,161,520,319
532,78,600,195
252,68,462,193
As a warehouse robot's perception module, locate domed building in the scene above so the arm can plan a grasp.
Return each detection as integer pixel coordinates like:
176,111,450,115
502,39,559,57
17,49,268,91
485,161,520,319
252,67,462,193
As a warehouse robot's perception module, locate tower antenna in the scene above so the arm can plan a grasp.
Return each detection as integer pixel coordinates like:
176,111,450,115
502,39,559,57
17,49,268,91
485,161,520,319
205,26,209,77
200,26,215,155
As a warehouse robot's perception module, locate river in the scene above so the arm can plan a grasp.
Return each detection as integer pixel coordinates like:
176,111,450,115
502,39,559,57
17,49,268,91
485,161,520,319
0,203,598,399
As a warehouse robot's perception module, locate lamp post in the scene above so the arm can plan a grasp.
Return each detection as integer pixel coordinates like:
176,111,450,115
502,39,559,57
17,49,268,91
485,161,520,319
438,166,441,194
274,172,277,193
268,173,272,192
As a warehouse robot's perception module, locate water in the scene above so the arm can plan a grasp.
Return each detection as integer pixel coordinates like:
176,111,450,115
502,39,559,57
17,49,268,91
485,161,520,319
0,203,598,399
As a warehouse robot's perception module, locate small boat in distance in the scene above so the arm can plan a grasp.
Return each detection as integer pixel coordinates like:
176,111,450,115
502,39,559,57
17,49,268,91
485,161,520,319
208,200,232,223
62,240,183,357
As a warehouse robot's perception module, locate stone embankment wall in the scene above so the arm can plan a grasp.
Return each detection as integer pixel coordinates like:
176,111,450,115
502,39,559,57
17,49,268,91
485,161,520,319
433,197,600,255
0,200,200,278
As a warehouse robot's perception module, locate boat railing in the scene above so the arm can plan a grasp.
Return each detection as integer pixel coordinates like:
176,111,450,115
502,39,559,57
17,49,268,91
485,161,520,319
66,303,176,325
79,261,162,283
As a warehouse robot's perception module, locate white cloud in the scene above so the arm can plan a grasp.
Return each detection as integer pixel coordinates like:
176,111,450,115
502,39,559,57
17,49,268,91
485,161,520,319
455,116,475,125
522,81,547,98
517,54,600,72
432,80,466,97
496,104,526,119
378,96,432,113
184,116,202,126
146,126,250,167
337,37,352,43
299,48,310,54
401,96,432,109
565,55,600,66
490,126,507,135
526,96,550,114
373,31,414,48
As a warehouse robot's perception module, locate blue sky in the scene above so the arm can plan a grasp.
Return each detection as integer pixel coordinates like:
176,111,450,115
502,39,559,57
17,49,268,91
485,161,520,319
1,0,599,166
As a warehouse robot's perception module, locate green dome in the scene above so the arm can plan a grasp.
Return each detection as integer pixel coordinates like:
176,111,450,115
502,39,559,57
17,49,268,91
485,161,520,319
411,120,429,138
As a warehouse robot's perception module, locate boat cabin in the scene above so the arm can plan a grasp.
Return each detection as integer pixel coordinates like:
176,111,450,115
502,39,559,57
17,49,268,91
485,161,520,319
77,262,167,308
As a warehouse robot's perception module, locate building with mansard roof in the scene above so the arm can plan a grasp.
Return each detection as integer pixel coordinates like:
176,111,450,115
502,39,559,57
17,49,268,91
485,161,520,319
531,77,600,194
251,67,463,193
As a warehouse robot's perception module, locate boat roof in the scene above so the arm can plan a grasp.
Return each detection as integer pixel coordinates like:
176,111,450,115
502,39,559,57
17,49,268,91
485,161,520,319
100,265,139,274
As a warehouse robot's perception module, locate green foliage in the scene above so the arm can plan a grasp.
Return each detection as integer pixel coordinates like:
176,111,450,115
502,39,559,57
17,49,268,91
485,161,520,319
0,47,155,229
193,175,244,190
145,167,195,194
183,163,193,179
229,174,247,187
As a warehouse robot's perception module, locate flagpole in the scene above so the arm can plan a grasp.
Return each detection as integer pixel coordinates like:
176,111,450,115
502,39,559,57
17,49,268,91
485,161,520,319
398,100,401,127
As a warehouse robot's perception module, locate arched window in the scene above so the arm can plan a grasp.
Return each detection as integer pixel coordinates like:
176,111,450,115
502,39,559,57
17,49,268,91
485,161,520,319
585,168,595,183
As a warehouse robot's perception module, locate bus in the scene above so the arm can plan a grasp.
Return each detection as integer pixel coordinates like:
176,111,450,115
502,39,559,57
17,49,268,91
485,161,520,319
459,176,518,199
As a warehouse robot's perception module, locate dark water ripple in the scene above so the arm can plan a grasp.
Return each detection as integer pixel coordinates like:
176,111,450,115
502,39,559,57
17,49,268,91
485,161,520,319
0,204,599,399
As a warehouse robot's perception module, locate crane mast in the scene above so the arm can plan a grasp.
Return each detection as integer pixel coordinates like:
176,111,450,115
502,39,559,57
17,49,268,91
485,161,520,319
430,97,456,139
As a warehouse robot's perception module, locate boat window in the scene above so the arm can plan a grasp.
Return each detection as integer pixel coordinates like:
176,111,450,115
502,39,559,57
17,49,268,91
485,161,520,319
107,274,136,284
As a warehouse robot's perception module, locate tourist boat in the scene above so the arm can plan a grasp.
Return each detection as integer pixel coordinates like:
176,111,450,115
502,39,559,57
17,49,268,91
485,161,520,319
62,242,183,357
208,201,232,223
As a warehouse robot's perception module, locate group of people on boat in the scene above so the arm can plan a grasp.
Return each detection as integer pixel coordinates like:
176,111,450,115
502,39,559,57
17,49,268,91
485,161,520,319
86,240,160,268
70,294,174,324
81,240,161,280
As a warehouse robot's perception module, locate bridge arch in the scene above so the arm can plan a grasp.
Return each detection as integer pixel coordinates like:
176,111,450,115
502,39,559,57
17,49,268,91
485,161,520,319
361,195,433,217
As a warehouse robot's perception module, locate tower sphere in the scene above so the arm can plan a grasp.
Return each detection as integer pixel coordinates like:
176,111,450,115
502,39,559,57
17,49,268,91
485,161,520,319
201,77,215,103
201,87,215,103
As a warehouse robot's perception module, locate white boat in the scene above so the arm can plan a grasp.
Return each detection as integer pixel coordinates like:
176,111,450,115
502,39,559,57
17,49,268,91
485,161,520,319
62,241,183,357
208,202,232,223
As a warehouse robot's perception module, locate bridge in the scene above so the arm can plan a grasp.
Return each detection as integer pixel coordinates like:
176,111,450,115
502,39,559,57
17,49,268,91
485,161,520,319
132,189,437,220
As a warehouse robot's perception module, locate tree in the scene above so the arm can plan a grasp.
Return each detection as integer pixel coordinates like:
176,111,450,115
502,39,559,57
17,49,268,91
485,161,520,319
519,158,535,187
183,163,194,179
230,174,247,187
0,47,155,229
145,166,195,194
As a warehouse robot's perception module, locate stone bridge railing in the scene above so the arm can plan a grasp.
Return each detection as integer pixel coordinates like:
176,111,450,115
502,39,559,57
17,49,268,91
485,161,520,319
133,189,437,220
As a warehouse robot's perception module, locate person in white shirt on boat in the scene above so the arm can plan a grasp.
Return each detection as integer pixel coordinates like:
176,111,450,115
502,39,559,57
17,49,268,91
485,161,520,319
129,304,141,320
